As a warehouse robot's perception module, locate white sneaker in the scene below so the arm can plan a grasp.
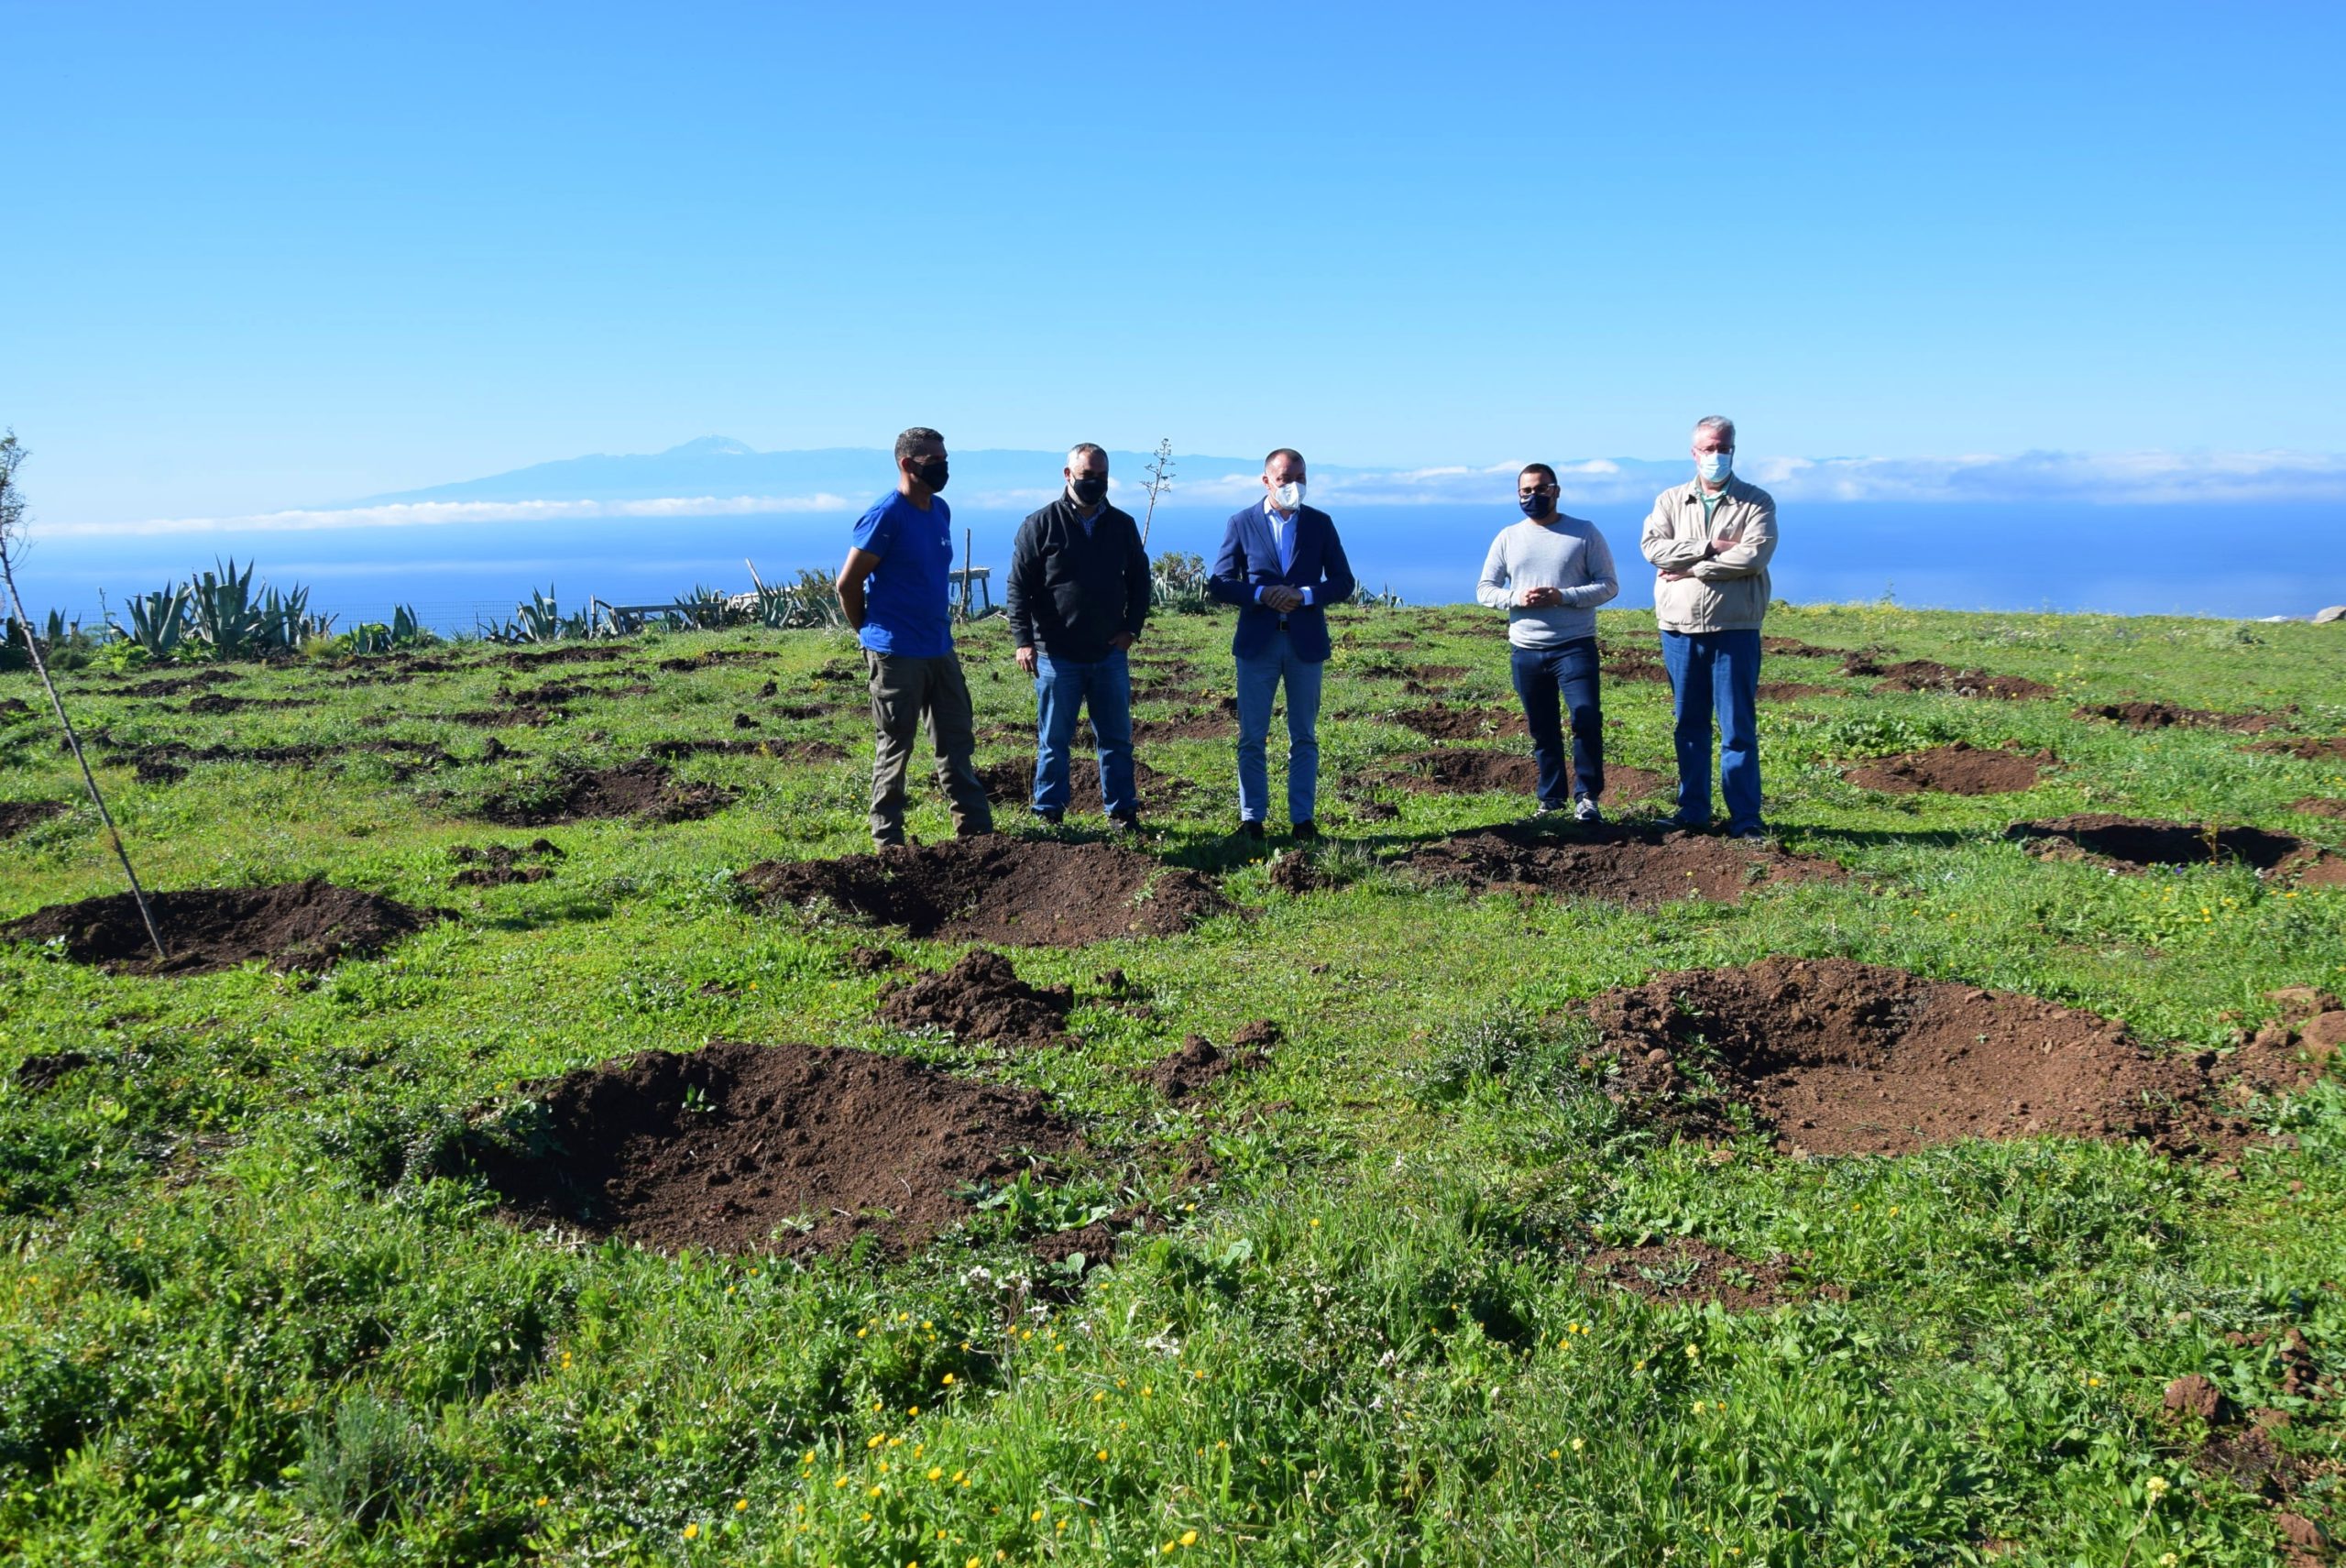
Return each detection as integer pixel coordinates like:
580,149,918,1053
1573,796,1603,823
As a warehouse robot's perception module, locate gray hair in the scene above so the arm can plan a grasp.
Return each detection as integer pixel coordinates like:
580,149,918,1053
1066,443,1107,467
1694,415,1736,448
893,426,944,461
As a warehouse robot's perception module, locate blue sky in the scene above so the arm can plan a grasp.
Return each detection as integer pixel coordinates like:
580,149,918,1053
5,1,2342,531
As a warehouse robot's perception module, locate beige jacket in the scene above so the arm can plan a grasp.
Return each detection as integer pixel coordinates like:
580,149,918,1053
1639,477,1778,632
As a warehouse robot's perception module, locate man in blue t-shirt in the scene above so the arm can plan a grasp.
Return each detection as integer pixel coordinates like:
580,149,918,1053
833,426,994,847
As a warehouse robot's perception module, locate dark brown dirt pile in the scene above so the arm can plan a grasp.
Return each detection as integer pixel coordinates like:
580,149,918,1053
15,1051,93,1092
1404,822,1840,908
1140,1023,1277,1101
1760,637,1841,659
444,707,563,728
2077,700,2287,732
2007,815,2344,881
1377,750,1670,802
1,880,432,976
0,696,34,718
1844,742,2050,795
2253,736,2346,762
645,738,845,762
0,799,68,839
1842,656,2055,700
1600,647,1672,683
1391,703,1527,740
878,950,1074,1047
1579,1237,1828,1310
474,759,735,826
185,692,313,714
2165,1335,2339,1560
1758,682,1838,701
470,1039,1080,1257
2291,797,2346,820
1130,711,1236,741
1582,957,2240,1157
974,757,1189,815
741,838,1228,946
498,644,627,668
2225,988,2346,1096
448,839,565,887
656,648,778,672
115,670,240,697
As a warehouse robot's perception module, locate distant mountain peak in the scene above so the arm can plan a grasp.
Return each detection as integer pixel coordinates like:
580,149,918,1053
663,436,758,457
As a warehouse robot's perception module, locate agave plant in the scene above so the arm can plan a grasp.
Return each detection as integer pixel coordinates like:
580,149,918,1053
257,584,334,650
187,557,264,657
513,587,566,643
123,587,192,656
754,567,847,630
389,605,424,646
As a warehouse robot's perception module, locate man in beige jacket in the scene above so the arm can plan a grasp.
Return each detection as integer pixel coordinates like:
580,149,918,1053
1639,415,1778,838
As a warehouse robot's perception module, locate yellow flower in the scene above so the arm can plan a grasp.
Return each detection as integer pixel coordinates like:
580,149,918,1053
1571,1437,1584,1453
1309,1218,1321,1227
734,1497,749,1512
834,1476,850,1489
533,1496,548,1508
928,1466,943,1481
942,1373,956,1386
1097,1449,1110,1461
683,1523,699,1540
2145,1475,2171,1501
1181,1530,1200,1547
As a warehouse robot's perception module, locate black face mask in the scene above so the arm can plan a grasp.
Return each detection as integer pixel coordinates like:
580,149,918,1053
1518,493,1556,520
1069,476,1108,508
911,457,948,492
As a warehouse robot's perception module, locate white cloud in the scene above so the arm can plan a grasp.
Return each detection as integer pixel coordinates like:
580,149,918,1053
33,492,859,539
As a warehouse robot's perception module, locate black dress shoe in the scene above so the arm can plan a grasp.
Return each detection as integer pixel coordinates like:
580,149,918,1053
1290,820,1320,841
1030,807,1064,826
1108,812,1142,834
1239,819,1267,841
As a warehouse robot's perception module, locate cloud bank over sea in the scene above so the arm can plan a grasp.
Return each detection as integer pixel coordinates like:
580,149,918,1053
27,441,2346,540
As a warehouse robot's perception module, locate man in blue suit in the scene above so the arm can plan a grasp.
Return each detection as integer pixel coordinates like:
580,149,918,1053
1209,448,1356,840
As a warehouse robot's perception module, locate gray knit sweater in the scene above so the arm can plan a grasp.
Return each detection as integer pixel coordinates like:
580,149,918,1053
1475,516,1620,647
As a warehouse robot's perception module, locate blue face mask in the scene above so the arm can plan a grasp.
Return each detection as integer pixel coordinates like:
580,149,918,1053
1696,451,1733,485
1518,493,1556,520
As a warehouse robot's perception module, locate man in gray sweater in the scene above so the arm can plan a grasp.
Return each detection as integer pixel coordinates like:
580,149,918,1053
1475,464,1620,820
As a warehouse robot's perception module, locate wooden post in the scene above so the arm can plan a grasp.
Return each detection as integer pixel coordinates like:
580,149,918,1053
960,528,973,620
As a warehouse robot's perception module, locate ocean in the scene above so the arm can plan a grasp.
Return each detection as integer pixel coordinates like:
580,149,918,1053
17,500,2341,632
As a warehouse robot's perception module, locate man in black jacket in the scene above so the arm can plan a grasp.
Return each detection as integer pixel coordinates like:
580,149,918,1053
1005,443,1153,828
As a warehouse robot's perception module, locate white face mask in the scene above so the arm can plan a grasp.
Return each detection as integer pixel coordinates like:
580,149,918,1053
1695,450,1733,485
1271,480,1305,510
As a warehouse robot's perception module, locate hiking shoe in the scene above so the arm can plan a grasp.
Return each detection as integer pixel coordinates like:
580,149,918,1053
1107,812,1143,835
1030,807,1064,827
1573,796,1603,824
1239,819,1267,841
1727,824,1769,841
1290,820,1320,841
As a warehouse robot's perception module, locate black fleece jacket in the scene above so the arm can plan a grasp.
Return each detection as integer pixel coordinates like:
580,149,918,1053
1003,497,1151,663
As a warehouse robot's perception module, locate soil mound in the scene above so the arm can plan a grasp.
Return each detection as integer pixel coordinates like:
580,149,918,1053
1,880,432,976
645,738,845,762
1842,656,2055,700
445,707,562,729
469,1039,1080,1257
448,839,565,887
1760,637,1841,659
0,696,33,718
2006,815,2339,878
741,838,1228,947
1392,703,1527,740
1758,682,1837,701
2077,700,2286,732
1580,1237,1827,1310
2290,797,2346,820
0,799,68,839
474,760,735,826
878,950,1074,1047
1140,1031,1272,1101
1380,750,1670,802
974,757,1189,815
1583,957,2234,1157
115,671,240,697
1404,822,1839,908
1844,742,2050,795
1130,711,1236,741
15,1050,93,1092
656,649,778,672
1601,648,1672,684
498,644,627,668
2252,736,2346,762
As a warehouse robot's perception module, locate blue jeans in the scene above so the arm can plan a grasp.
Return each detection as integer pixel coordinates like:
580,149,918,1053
1508,638,1604,809
1661,629,1763,832
1033,650,1135,818
1234,630,1324,824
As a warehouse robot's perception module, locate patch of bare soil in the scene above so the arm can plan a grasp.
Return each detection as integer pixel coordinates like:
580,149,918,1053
1760,637,1842,659
1758,682,1838,701
184,693,313,714
2006,815,2343,880
448,839,565,887
2224,990,2346,1097
743,838,1227,947
2290,797,2346,820
468,1039,1080,1258
1139,1022,1278,1101
498,644,629,668
1583,957,2249,1157
2077,700,2289,733
1580,1237,1837,1310
1377,749,1669,802
473,759,736,826
114,671,240,697
1391,703,1528,740
1,880,433,976
1404,822,1839,908
657,648,780,672
104,738,459,781
2167,1343,2341,1561
847,945,899,971
1601,647,1672,683
0,799,68,839
1842,656,2056,700
645,738,846,762
973,757,1190,814
2253,736,2346,762
0,696,33,718
879,950,1074,1048
15,1051,93,1092
1844,742,2050,795
444,707,563,728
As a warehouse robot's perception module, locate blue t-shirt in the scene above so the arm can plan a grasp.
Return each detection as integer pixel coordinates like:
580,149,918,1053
851,490,955,658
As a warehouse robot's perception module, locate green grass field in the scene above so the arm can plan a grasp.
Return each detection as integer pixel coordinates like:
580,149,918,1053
3,601,2342,1566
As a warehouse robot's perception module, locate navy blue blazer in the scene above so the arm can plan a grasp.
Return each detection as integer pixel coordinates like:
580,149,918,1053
1207,501,1357,662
